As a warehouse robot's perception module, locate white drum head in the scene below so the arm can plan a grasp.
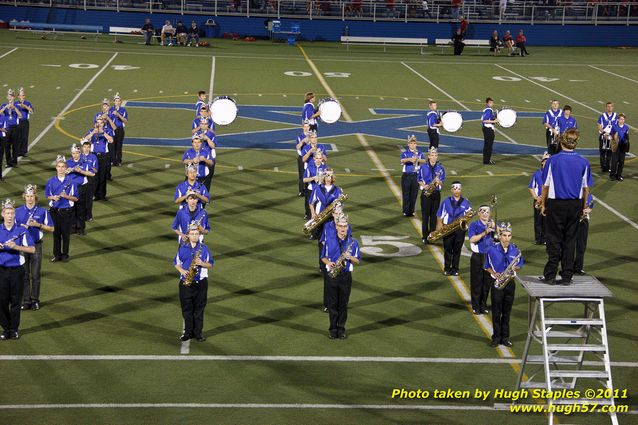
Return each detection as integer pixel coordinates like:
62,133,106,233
318,98,342,124
497,108,517,128
441,111,463,132
210,96,238,126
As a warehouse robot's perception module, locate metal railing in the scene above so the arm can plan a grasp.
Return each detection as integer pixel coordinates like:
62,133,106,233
5,0,638,25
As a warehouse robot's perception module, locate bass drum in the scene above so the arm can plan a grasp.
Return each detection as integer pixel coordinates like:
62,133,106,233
210,96,238,126
441,111,463,133
317,97,342,124
497,108,517,128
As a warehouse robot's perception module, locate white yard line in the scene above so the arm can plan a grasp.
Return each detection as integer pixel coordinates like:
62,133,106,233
0,47,18,59
589,65,638,84
2,52,119,179
592,195,638,231
209,56,216,97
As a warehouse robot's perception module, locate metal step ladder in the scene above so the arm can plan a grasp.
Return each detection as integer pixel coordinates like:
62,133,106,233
514,276,618,425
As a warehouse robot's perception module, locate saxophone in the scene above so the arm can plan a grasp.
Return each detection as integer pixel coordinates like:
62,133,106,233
493,251,522,290
422,170,442,198
427,209,475,243
303,193,349,235
328,241,355,279
182,243,204,286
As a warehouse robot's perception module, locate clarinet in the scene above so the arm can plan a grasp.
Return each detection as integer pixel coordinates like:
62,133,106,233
53,180,73,209
0,229,28,249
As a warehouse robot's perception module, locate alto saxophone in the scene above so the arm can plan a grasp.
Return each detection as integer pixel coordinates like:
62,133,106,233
328,241,355,279
183,243,204,286
422,170,442,198
493,251,522,290
303,193,349,235
427,209,475,243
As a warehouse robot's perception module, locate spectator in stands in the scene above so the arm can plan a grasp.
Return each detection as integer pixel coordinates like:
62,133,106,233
385,0,397,17
499,0,507,19
188,21,200,47
503,30,515,55
459,15,469,37
422,0,433,18
141,18,154,46
451,0,463,19
175,20,188,46
489,30,501,55
452,28,465,55
515,29,529,56
161,20,175,46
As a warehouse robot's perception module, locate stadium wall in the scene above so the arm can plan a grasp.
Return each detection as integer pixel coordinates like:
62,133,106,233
1,5,637,46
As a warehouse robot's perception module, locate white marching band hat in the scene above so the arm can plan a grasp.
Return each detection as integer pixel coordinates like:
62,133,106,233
71,143,81,153
498,222,513,233
56,154,67,164
23,184,38,195
2,198,15,210
336,214,349,225
113,92,121,100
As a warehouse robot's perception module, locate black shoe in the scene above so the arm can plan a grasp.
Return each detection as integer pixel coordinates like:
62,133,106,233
489,340,499,347
61,255,70,263
9,331,19,340
21,303,31,310
106,177,113,181
539,276,556,285
87,217,94,222
303,214,309,220
328,333,337,340
338,334,347,340
179,334,192,341
195,335,206,342
51,256,62,262
484,161,496,165
31,301,40,310
575,270,586,276
102,197,109,201
323,307,328,313
481,307,489,314
503,340,513,347
78,229,86,236
533,240,542,245
472,308,479,315
451,271,459,276
443,270,452,276
422,238,426,244
560,278,572,286
298,192,304,197
618,176,624,181
0,332,9,341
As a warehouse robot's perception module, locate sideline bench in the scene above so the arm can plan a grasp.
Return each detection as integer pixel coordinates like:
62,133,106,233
341,36,428,54
9,20,102,40
435,38,490,54
109,26,144,43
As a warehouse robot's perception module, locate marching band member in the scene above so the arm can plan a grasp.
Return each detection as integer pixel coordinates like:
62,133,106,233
182,135,214,193
481,97,497,165
418,147,445,243
45,156,79,263
109,93,128,167
301,131,328,169
528,152,549,245
172,192,210,244
400,135,424,217
0,89,23,167
80,139,98,222
321,214,360,340
174,164,210,209
0,199,35,340
16,88,34,158
302,151,327,221
302,92,320,131
426,101,442,149
468,205,496,315
174,224,213,342
540,129,591,285
597,102,616,173
66,144,94,236
195,90,208,116
94,99,117,131
192,104,215,134
556,105,578,140
295,121,311,196
542,100,562,155
485,222,523,348
574,193,593,275
320,205,351,311
309,168,342,240
16,186,53,311
609,113,629,182
0,111,7,177
195,117,217,189
86,117,114,201
436,181,472,276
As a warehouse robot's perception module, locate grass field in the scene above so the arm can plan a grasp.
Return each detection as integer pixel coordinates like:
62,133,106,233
0,31,637,424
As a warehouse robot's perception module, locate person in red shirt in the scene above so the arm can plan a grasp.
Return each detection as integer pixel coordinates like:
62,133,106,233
515,29,529,56
459,15,469,37
502,30,514,56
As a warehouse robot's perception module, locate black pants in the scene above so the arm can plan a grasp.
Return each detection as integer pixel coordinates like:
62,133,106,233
22,241,43,305
574,218,589,272
453,41,465,55
85,176,96,220
113,127,125,165
204,162,215,193
546,128,561,155
543,199,581,280
443,229,466,273
515,42,529,55
304,187,311,218
420,191,440,241
0,135,5,174
2,133,12,168
610,149,626,179
599,134,612,172
401,172,419,215
75,184,89,231
491,280,514,344
51,207,74,259
0,265,25,333
5,126,18,166
482,127,495,164
297,156,305,194
179,277,208,338
327,271,352,337
533,201,545,244
470,252,491,310
427,128,439,149
95,153,110,199
16,119,29,156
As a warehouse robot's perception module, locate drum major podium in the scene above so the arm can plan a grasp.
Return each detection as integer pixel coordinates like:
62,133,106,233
514,275,619,425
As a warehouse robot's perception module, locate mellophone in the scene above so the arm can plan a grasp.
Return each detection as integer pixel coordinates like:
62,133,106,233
439,108,517,133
